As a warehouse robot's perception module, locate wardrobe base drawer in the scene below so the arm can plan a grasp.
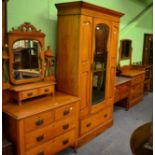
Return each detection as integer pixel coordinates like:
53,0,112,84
80,107,112,136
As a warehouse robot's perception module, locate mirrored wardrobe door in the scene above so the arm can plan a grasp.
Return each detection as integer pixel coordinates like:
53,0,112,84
91,20,110,106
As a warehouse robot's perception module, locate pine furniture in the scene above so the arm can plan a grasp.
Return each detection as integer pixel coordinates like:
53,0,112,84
120,68,145,109
3,92,79,155
114,76,131,110
55,1,124,146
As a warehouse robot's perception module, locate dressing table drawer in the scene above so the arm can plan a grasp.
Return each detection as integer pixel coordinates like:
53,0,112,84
24,111,54,133
39,86,54,95
55,103,76,120
131,74,145,86
21,89,38,100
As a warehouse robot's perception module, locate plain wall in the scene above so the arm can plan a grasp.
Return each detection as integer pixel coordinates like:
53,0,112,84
7,0,153,65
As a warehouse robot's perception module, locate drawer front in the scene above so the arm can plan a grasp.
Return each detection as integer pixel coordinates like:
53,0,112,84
24,111,54,133
54,117,75,137
55,104,76,120
130,83,144,100
25,125,55,150
131,74,145,86
21,89,38,100
80,107,112,135
114,87,120,102
26,130,76,155
53,130,76,153
119,83,130,99
39,86,54,95
26,139,55,155
25,116,76,150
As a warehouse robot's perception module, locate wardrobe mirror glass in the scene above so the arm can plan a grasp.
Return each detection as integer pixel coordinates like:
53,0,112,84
120,39,132,59
12,39,42,80
91,23,109,105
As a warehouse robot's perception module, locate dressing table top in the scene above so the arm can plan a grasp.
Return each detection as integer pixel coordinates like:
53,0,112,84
115,76,131,86
3,92,80,120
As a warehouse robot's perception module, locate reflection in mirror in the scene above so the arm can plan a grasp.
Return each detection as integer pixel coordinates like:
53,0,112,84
13,40,42,80
120,39,132,59
92,23,109,105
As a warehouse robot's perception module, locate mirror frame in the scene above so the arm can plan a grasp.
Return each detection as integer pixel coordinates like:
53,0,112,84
119,39,132,65
8,22,45,84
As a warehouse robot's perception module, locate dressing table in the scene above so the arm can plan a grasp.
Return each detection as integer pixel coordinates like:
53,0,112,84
3,23,80,155
115,39,145,109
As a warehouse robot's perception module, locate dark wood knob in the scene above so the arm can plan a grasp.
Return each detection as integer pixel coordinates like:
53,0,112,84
37,152,44,155
36,135,44,142
36,119,44,126
86,123,91,128
62,124,69,130
104,114,107,118
27,92,33,96
44,89,49,92
62,139,69,145
63,109,70,116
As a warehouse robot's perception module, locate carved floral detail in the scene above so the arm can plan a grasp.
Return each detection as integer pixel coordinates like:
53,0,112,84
10,22,41,33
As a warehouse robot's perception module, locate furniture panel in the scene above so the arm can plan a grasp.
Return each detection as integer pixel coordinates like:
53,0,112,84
25,117,75,150
53,129,76,153
114,87,120,103
26,129,76,155
24,111,54,133
80,72,89,110
120,70,145,109
55,103,76,121
39,86,54,95
131,74,145,86
80,107,112,135
21,89,38,100
25,139,55,155
114,76,131,109
25,124,54,150
10,82,55,104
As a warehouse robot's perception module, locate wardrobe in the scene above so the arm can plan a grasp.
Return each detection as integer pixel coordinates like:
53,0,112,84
56,1,124,146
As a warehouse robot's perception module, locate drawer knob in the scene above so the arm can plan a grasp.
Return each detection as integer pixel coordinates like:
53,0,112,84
63,109,70,116
36,135,44,142
62,124,69,130
104,114,108,118
36,119,44,126
86,123,91,128
62,139,69,145
27,92,33,96
37,152,44,155
44,89,49,92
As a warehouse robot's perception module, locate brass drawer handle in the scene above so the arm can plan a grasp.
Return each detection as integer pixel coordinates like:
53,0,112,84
36,119,44,126
36,135,44,142
37,152,44,155
63,109,70,116
86,123,91,128
62,124,69,130
104,114,108,118
44,89,49,92
27,92,33,96
62,139,69,145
